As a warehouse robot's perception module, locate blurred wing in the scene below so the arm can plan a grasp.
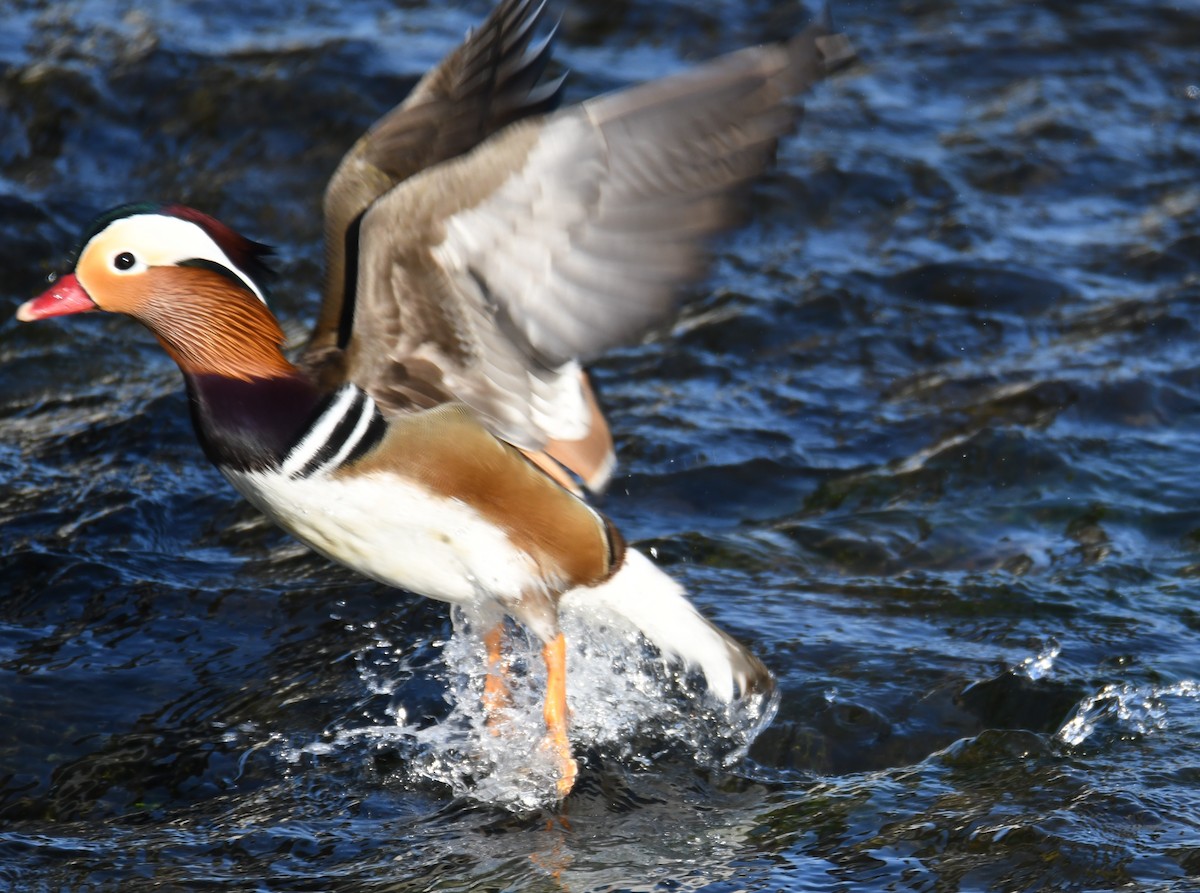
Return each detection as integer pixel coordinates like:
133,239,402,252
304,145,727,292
305,0,564,372
346,15,853,491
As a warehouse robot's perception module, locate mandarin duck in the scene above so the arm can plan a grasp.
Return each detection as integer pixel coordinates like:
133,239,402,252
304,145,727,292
17,0,852,797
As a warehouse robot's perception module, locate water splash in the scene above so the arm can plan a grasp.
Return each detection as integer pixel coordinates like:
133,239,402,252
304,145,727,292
323,607,777,811
1057,680,1200,746
1016,638,1061,681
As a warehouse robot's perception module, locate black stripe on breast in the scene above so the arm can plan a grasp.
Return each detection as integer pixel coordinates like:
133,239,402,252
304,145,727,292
292,390,368,478
341,411,388,467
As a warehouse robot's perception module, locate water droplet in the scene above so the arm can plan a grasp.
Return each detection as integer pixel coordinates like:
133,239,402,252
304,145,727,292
1017,637,1061,680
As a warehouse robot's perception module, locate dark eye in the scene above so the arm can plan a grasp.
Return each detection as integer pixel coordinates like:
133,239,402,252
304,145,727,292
114,252,136,271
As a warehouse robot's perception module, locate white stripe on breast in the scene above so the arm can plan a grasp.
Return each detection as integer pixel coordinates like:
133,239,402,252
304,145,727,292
322,392,377,471
281,385,360,477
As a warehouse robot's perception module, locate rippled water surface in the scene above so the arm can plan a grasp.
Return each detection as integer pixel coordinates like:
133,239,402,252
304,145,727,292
3,0,1200,890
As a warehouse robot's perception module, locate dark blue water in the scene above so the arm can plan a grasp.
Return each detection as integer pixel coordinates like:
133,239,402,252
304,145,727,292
3,0,1200,889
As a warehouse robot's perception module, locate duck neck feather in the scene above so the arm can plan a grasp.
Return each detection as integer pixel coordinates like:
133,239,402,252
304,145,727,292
184,371,327,473
136,267,295,381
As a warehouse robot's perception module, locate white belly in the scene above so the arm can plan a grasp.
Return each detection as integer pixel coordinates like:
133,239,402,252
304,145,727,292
223,468,540,606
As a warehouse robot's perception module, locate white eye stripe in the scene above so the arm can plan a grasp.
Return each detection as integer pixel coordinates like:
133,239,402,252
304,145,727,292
93,214,266,304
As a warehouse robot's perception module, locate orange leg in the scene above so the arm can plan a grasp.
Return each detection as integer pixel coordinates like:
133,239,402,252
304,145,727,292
542,632,578,798
483,622,511,730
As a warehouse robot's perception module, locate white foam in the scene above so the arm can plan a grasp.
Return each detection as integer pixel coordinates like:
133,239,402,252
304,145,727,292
314,606,778,810
1057,679,1200,746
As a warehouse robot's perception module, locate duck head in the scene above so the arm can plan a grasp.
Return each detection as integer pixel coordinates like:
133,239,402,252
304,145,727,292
17,204,292,381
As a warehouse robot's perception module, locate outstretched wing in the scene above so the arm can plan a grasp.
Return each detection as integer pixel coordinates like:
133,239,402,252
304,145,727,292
343,13,853,492
305,0,564,376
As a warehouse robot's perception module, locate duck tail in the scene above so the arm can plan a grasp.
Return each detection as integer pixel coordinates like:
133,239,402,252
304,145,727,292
561,548,774,701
